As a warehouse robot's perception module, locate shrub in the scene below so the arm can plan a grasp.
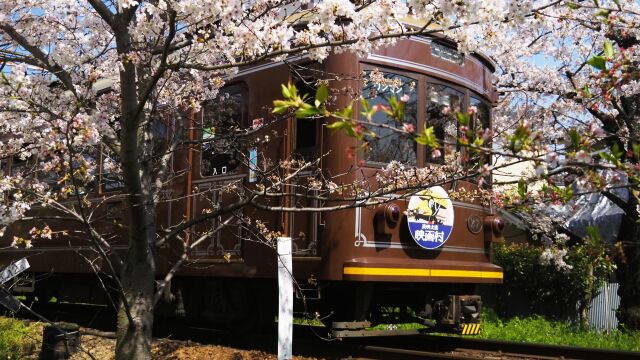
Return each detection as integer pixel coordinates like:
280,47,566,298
0,317,41,359
493,243,580,319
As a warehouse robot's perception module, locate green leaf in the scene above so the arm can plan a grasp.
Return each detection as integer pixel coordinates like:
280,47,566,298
327,121,348,130
569,128,581,149
586,55,607,71
456,112,470,126
507,123,530,153
600,143,625,165
632,143,640,159
613,0,621,10
272,106,287,114
552,184,574,203
272,100,290,114
586,226,601,242
360,97,370,113
345,124,357,137
393,99,405,122
333,102,354,120
566,2,579,9
595,9,611,19
415,126,437,148
518,178,527,199
611,142,624,159
281,84,291,99
604,40,614,58
295,104,318,118
598,151,615,163
339,102,354,119
388,96,398,117
315,84,328,104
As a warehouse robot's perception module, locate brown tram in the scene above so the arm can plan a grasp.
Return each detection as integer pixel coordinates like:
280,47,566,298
0,36,503,335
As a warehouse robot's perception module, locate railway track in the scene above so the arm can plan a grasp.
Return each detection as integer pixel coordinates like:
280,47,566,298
11,303,640,359
173,323,640,359
342,334,640,359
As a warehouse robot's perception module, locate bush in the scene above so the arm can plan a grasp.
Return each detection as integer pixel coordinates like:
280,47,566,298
493,240,615,324
0,317,41,359
493,243,580,319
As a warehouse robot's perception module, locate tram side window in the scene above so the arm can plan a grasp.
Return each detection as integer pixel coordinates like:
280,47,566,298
426,84,464,163
10,152,32,176
201,85,247,177
41,153,97,193
38,161,62,191
470,97,490,131
295,81,319,162
470,97,492,184
151,117,169,158
101,148,124,192
362,70,418,166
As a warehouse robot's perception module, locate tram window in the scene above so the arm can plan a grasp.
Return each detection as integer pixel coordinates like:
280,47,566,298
38,167,62,191
470,97,490,131
101,147,124,192
426,84,464,163
295,81,319,162
201,85,247,177
470,97,492,185
362,70,418,166
70,154,97,194
151,117,168,156
10,153,31,176
39,153,96,192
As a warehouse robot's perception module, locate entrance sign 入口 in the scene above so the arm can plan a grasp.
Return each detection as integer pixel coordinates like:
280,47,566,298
406,187,454,249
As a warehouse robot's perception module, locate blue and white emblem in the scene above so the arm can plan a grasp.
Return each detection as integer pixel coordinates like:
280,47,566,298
407,186,454,249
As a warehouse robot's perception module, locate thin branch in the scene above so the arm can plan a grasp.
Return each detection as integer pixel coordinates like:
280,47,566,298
0,23,77,96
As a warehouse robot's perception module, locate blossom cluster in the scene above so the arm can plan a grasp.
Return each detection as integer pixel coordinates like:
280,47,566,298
539,247,573,274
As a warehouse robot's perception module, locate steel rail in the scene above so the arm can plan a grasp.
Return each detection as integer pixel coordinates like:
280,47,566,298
354,334,640,360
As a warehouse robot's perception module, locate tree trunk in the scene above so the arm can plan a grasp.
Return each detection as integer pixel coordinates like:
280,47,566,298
115,203,156,360
114,122,157,360
114,164,157,360
114,150,157,360
114,77,157,359
616,193,640,330
111,12,159,357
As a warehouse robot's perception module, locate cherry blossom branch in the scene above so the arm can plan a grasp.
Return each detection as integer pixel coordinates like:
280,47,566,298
0,23,77,96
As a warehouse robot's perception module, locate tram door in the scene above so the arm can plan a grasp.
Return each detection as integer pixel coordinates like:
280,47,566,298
190,84,248,262
286,81,323,257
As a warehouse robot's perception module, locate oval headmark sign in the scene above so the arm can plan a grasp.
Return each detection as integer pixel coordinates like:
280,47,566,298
407,186,454,249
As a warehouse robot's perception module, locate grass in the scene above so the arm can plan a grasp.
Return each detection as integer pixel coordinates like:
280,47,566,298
292,317,325,327
0,317,41,359
473,309,640,352
368,322,428,331
310,307,640,352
